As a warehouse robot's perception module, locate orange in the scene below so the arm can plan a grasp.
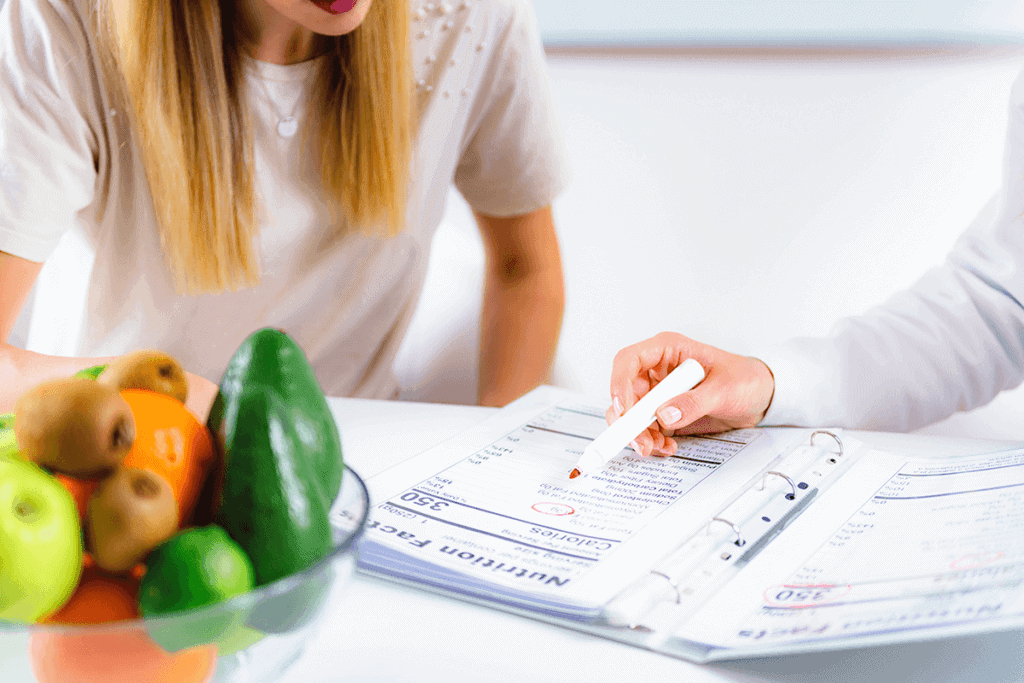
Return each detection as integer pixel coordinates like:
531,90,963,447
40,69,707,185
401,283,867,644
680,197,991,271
29,630,216,683
119,390,216,525
55,391,215,526
32,567,217,683
56,473,98,521
46,566,140,625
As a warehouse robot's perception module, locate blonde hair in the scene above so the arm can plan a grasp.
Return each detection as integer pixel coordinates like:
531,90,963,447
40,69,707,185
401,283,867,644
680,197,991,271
92,0,413,294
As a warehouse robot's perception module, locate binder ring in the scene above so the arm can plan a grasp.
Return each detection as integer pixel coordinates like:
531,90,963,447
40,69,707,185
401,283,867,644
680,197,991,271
649,570,681,604
760,470,797,500
709,517,745,547
811,430,844,463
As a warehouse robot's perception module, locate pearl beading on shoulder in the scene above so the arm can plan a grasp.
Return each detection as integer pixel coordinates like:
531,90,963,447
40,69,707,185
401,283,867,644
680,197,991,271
413,0,481,99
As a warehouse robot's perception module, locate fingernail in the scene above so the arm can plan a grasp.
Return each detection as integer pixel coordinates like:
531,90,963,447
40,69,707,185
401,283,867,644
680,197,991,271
658,406,682,425
613,396,625,416
630,440,641,453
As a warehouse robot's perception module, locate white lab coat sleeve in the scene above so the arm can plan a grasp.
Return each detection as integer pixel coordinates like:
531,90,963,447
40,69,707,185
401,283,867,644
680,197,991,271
756,68,1024,431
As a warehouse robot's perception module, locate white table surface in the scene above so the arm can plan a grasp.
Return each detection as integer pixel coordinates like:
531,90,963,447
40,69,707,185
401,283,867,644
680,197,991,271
279,397,1024,683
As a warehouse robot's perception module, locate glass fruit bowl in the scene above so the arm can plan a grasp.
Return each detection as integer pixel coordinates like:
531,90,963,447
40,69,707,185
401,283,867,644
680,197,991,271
0,466,370,683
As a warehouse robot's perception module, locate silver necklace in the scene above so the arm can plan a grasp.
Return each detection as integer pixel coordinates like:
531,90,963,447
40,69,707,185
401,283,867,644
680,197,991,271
250,69,303,139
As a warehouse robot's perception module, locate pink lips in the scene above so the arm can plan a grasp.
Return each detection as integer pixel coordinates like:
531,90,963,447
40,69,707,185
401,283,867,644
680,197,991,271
311,0,358,14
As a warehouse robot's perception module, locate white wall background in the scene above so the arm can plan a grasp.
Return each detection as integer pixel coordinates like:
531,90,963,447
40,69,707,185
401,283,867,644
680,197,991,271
534,1,1024,46
395,45,1024,441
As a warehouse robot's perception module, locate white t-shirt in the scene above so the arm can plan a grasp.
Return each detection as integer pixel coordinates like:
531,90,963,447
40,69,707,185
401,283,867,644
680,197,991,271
757,66,1024,431
0,0,568,399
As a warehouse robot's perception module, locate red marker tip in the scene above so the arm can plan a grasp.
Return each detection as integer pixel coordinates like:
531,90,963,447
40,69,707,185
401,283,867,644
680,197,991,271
569,468,581,479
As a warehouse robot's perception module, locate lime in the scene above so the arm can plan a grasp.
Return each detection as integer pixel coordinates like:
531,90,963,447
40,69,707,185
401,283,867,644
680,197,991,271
141,525,254,615
215,623,266,655
73,364,107,380
140,525,256,652
247,564,334,634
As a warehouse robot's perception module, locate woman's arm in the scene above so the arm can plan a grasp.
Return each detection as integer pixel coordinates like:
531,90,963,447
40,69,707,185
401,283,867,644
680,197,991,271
474,205,565,407
607,199,1024,444
755,71,1024,431
0,250,80,411
0,251,218,420
611,68,1024,438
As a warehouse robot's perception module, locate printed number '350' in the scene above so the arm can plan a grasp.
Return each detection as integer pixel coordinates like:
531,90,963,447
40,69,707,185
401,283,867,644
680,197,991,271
400,492,450,511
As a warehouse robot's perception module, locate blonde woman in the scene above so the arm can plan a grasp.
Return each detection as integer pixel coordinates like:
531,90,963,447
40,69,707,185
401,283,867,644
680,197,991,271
0,0,568,418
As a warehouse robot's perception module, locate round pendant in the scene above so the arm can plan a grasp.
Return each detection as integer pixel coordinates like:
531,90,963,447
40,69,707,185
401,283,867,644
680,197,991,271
277,117,298,138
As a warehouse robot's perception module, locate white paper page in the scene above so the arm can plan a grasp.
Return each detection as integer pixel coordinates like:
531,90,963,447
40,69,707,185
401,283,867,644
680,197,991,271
360,387,804,613
673,446,1024,652
605,436,854,629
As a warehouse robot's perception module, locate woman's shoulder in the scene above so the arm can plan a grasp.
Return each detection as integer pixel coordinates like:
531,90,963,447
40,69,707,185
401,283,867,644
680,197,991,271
470,0,538,28
410,0,541,68
2,0,93,42
411,0,535,32
1,0,97,75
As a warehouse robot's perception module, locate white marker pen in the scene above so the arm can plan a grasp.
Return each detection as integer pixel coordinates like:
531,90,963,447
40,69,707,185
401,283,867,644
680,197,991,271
569,358,706,479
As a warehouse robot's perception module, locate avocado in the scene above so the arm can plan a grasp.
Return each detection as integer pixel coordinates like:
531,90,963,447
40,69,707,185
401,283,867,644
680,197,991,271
212,389,332,587
208,328,343,505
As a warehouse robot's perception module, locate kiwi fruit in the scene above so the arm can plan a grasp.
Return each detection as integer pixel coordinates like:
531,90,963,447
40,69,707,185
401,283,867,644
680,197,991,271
99,350,188,403
14,377,135,478
87,467,179,573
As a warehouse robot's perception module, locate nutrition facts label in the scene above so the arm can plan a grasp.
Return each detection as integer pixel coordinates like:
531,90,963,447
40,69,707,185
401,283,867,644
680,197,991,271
368,398,761,591
732,449,1024,644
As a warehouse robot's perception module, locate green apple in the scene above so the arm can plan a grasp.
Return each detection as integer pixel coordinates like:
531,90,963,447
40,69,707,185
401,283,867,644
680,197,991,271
0,428,18,462
0,458,83,622
0,413,22,462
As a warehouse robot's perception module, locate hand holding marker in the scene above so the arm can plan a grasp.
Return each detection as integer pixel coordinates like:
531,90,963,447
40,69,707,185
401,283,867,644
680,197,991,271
570,359,706,479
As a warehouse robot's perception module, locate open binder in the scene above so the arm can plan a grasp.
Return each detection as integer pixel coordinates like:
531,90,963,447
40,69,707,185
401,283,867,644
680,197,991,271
355,386,1024,662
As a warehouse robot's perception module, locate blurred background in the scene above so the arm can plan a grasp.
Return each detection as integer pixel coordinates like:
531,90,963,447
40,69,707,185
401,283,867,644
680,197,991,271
394,0,1024,440
536,0,1024,47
